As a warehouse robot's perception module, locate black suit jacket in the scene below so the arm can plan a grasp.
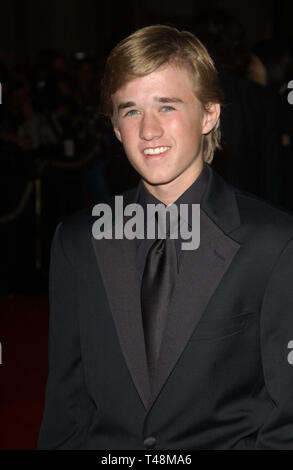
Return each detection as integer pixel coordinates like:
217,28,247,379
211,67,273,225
38,165,293,449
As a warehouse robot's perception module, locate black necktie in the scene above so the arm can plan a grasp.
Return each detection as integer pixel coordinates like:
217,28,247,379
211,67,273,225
141,228,177,379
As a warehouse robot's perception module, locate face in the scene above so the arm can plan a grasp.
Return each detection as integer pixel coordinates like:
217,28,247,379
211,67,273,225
111,63,220,200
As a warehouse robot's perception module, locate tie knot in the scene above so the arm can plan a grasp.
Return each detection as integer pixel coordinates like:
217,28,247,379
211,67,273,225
155,208,178,239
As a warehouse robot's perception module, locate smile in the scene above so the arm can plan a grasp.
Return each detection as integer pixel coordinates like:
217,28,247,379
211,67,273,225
143,146,171,156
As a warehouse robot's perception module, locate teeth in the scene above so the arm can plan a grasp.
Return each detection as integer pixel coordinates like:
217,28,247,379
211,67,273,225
144,146,170,155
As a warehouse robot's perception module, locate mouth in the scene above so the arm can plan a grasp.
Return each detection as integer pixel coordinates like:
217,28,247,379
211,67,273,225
143,146,171,157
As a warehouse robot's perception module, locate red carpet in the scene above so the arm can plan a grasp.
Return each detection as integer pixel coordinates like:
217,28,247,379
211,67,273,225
0,295,49,449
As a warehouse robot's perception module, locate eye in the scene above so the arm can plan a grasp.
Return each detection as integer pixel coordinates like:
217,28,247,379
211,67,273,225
161,106,175,112
125,109,140,116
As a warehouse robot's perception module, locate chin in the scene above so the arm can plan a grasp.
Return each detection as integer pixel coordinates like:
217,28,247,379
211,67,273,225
142,175,175,187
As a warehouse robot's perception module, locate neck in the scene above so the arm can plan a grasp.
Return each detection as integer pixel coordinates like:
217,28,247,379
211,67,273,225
142,162,203,205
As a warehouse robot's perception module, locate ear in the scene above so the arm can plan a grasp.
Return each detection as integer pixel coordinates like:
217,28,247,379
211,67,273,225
202,103,220,135
111,114,122,142
113,125,122,142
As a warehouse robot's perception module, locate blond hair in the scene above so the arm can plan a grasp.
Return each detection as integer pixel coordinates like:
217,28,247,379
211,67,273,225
100,25,223,163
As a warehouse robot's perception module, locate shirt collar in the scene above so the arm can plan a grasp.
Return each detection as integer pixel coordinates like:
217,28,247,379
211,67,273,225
138,163,209,234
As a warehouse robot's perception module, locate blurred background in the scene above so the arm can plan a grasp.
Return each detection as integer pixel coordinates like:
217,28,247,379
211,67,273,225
1,0,293,449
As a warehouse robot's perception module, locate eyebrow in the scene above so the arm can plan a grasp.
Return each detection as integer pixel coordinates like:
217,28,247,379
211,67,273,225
117,97,184,112
155,97,184,104
117,101,136,112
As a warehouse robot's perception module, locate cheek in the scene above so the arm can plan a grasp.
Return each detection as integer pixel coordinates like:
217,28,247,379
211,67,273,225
119,123,137,148
168,115,190,139
168,112,203,139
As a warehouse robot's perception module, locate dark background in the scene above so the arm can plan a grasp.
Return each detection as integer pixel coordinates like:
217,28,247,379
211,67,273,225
1,0,292,65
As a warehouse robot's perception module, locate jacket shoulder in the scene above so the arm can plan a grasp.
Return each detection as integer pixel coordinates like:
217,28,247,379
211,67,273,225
234,188,293,245
56,185,139,247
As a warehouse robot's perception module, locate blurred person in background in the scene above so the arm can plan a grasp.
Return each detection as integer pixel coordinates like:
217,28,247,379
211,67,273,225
249,39,293,209
194,9,283,205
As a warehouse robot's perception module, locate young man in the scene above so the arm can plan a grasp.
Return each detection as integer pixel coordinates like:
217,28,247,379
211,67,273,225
38,25,293,450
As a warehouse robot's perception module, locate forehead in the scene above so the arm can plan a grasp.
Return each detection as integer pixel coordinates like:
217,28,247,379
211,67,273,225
112,63,196,104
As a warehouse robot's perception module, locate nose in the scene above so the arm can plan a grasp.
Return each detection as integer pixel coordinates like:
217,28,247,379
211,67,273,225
139,112,163,141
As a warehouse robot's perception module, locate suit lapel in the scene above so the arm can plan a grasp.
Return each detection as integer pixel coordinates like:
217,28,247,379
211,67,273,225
92,235,151,409
91,185,151,410
149,209,240,408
